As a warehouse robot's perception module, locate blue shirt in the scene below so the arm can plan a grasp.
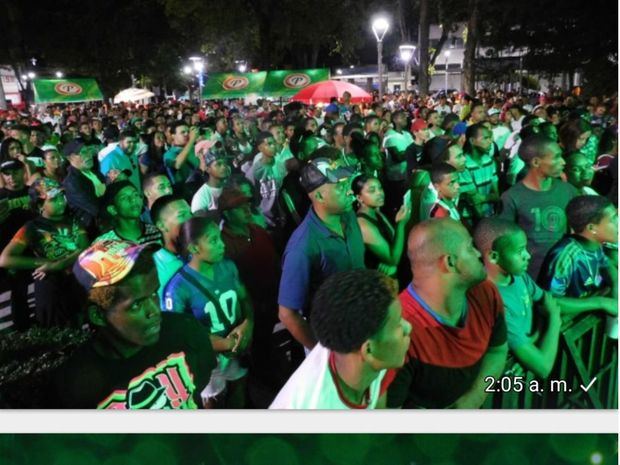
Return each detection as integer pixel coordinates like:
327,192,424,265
278,208,365,315
163,260,242,337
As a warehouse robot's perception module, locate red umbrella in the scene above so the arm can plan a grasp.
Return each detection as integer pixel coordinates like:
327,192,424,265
290,80,372,104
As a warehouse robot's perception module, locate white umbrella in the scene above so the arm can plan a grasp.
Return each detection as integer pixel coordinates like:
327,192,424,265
113,87,155,103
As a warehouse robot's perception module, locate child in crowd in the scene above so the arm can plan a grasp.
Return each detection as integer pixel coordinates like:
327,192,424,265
163,215,254,408
538,195,618,311
475,217,616,378
427,163,461,220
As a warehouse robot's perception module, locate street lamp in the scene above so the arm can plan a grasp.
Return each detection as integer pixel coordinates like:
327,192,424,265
235,60,247,73
443,50,451,95
399,44,416,92
372,17,389,101
189,56,205,104
55,71,64,78
27,72,35,79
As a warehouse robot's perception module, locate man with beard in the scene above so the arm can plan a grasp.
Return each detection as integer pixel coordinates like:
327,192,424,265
387,218,507,409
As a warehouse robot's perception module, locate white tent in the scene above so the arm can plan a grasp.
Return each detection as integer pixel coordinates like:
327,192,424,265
113,87,155,104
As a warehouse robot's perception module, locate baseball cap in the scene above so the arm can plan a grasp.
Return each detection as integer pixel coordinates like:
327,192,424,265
487,108,501,117
410,119,428,133
218,187,252,212
62,139,85,157
41,144,60,153
29,178,64,203
203,149,226,167
0,160,25,173
73,240,159,290
300,158,355,194
194,139,217,159
451,122,468,137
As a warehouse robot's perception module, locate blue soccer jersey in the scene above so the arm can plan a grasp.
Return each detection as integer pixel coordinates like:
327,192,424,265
163,260,242,338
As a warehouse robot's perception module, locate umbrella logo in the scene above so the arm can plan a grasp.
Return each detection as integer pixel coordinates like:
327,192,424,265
54,82,83,96
222,76,250,91
284,73,311,89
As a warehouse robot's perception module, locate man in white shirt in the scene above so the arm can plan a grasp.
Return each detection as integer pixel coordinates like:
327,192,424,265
270,269,411,409
191,151,231,213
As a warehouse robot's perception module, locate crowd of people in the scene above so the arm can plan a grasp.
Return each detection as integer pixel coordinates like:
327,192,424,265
0,87,617,409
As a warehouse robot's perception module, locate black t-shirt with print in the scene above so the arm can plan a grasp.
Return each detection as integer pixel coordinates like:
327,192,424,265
13,216,85,261
51,313,217,409
0,187,36,251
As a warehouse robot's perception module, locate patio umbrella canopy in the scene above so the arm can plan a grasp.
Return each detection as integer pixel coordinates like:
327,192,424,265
113,87,155,103
290,80,372,104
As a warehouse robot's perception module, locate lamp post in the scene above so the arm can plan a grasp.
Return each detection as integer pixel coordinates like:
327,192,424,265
55,71,64,79
235,60,247,73
443,50,451,95
399,44,416,92
189,56,205,105
372,17,389,102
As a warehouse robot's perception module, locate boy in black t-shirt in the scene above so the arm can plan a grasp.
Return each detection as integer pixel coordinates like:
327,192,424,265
51,240,216,409
0,160,36,330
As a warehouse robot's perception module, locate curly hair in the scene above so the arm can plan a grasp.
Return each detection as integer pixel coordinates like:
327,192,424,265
566,195,613,233
310,269,398,353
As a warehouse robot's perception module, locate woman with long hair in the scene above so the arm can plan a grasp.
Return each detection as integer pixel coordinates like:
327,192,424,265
352,174,410,277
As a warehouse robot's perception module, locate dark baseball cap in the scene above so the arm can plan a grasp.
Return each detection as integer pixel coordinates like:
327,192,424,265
0,160,25,173
62,139,86,157
300,158,355,194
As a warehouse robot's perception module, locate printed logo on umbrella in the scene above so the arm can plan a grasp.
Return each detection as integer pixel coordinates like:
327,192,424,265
284,73,311,88
54,82,83,96
222,76,250,91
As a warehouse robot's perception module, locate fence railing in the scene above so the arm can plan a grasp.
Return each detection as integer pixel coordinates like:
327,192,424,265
487,313,618,409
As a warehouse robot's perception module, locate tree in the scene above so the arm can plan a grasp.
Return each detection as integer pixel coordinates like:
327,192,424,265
461,0,480,94
417,0,430,95
479,0,617,95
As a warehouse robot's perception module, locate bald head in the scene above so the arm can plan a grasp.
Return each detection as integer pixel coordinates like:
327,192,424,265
407,218,468,269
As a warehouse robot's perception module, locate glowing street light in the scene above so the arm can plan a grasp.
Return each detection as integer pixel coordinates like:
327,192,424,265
188,56,205,104
371,17,389,101
182,65,192,75
55,71,64,78
27,72,35,79
399,44,416,92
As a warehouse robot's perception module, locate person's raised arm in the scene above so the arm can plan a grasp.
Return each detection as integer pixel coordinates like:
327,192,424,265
358,206,410,266
173,127,199,170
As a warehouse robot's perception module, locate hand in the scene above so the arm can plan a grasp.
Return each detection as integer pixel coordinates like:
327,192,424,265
542,293,561,320
189,126,199,143
395,204,411,224
598,297,618,316
107,169,127,183
228,319,253,353
377,263,397,276
32,261,61,280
